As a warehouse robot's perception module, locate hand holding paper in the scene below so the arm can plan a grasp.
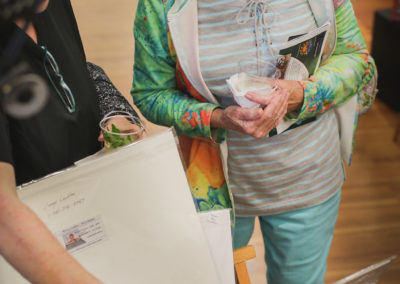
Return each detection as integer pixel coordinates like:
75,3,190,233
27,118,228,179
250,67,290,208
245,87,289,138
226,72,277,108
210,106,263,135
227,58,280,109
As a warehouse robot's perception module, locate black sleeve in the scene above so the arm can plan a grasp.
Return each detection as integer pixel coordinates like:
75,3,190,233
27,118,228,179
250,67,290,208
0,106,14,165
86,62,139,118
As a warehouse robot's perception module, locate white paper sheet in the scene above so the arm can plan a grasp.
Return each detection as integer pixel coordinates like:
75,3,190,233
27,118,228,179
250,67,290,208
0,128,220,284
198,209,235,284
334,95,358,165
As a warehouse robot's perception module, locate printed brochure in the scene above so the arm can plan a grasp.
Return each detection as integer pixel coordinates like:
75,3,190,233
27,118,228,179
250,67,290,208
277,22,331,81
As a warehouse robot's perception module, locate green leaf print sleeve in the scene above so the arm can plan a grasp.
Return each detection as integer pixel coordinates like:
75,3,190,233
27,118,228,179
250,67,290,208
293,0,377,121
131,0,218,139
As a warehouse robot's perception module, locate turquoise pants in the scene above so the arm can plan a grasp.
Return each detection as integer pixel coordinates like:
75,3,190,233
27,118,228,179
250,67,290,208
233,190,341,284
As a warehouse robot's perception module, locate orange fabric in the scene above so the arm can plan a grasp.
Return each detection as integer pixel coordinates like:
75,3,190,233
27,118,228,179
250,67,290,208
167,25,232,211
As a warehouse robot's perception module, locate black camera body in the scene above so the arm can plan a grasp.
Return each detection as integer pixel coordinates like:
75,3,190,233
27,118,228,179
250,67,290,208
0,0,37,24
0,0,49,119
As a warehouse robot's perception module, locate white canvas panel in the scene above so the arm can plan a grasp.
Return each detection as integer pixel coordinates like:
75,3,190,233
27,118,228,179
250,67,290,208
198,209,235,284
0,129,220,284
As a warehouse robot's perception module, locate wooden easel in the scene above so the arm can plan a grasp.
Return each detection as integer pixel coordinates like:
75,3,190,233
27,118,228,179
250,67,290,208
234,245,256,284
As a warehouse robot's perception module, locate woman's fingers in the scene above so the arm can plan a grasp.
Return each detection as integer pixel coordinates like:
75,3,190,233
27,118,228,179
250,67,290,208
211,92,290,137
214,78,301,138
106,117,140,133
251,89,289,138
245,79,304,112
250,76,276,86
98,131,104,142
98,116,146,142
211,106,263,134
226,105,263,121
222,106,262,134
245,91,274,106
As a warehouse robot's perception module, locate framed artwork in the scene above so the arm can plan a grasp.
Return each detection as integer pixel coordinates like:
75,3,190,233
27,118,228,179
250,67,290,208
393,0,400,20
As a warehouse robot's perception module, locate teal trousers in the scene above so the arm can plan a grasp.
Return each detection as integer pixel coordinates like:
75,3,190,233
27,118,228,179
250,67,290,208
233,190,341,284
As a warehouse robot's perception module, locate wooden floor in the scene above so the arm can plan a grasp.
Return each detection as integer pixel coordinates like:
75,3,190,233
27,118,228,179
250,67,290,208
71,0,400,283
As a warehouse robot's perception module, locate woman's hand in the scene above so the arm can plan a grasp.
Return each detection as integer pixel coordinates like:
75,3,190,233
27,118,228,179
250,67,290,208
212,79,304,138
211,106,263,136
244,79,304,138
276,79,304,113
98,116,146,142
244,87,289,138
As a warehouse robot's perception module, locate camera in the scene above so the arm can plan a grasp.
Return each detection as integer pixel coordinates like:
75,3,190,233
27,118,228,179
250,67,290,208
0,0,49,119
0,0,38,24
1,62,48,118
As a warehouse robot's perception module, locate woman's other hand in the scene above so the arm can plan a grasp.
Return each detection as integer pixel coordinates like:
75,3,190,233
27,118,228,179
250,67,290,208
245,79,304,138
245,87,289,138
276,79,304,113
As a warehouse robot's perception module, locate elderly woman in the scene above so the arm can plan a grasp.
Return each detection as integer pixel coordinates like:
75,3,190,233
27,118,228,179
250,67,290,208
132,0,377,282
0,0,139,282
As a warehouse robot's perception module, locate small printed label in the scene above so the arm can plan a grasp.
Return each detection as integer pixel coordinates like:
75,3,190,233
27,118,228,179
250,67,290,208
207,213,220,224
58,215,107,254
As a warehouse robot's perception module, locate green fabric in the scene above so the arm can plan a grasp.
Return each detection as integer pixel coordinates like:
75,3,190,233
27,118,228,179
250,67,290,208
290,0,377,120
131,0,219,140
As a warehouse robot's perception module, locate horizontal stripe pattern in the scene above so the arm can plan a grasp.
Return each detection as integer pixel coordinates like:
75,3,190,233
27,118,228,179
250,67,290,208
198,0,343,215
198,0,317,97
228,112,344,216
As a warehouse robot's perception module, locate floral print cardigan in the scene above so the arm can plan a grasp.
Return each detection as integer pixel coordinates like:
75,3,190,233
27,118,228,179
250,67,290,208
131,0,377,211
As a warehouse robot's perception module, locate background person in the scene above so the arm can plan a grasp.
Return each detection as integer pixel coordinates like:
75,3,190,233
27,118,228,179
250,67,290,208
0,0,139,282
131,0,377,282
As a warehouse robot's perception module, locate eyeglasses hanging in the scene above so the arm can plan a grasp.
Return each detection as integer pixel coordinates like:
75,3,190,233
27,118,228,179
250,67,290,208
41,46,76,113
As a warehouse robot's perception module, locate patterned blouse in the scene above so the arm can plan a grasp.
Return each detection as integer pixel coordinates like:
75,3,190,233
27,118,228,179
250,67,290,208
131,0,376,214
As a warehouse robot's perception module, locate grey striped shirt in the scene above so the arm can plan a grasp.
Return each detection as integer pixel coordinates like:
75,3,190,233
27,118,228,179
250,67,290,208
198,0,344,216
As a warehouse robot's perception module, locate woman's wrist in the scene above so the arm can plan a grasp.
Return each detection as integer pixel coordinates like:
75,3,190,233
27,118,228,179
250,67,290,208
210,107,224,129
287,81,304,113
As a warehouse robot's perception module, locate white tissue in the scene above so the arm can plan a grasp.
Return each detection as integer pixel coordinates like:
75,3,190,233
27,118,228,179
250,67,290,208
226,72,274,108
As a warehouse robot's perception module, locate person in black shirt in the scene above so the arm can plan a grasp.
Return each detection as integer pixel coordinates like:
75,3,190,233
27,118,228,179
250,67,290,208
0,0,139,282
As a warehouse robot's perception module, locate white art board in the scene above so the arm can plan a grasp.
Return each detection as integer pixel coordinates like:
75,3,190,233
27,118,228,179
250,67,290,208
198,209,235,284
0,128,220,284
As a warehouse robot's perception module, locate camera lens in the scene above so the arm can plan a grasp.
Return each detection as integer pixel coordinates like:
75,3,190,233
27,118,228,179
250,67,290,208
16,89,34,103
2,73,48,118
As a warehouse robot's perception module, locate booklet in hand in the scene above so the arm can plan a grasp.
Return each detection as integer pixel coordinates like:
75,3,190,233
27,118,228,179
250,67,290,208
277,22,331,81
